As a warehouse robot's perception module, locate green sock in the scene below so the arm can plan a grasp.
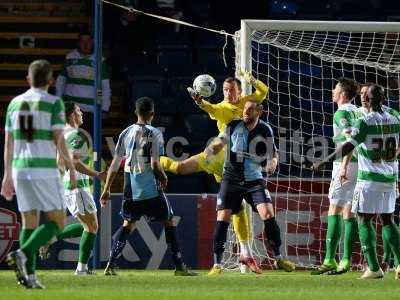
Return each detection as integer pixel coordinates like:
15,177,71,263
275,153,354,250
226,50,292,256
358,220,379,272
57,223,84,240
323,215,342,265
342,218,357,262
79,231,96,264
21,222,60,269
19,229,35,275
382,223,400,267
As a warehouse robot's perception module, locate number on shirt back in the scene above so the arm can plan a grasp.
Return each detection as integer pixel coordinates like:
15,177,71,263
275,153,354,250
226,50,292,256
127,127,151,173
19,102,35,143
371,136,397,162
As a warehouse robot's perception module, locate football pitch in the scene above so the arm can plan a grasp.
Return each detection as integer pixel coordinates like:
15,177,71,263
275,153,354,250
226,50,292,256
1,270,400,300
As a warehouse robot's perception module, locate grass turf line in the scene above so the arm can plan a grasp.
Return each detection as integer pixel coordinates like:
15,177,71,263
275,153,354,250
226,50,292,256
0,270,400,300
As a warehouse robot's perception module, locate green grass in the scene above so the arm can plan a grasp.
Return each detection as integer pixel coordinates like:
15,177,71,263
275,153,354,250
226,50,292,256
1,269,400,300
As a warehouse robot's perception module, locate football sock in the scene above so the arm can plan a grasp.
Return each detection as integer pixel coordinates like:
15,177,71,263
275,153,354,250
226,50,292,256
77,262,87,272
263,217,282,257
21,222,60,274
342,218,357,263
358,219,379,272
323,215,342,265
19,229,35,275
213,221,230,265
232,208,250,242
79,231,96,264
57,223,84,240
239,241,251,258
382,222,400,267
165,226,183,268
160,156,179,174
109,226,131,264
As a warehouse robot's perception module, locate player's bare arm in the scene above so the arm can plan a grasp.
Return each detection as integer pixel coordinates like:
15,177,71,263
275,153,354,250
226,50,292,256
1,131,15,200
72,153,107,180
265,152,279,176
312,142,355,171
100,155,122,207
151,157,168,190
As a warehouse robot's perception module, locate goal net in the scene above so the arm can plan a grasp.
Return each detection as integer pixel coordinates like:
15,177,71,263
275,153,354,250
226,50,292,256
224,20,400,270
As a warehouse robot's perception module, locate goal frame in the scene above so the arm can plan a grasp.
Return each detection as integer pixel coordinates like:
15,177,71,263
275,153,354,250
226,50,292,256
236,19,400,266
239,20,400,95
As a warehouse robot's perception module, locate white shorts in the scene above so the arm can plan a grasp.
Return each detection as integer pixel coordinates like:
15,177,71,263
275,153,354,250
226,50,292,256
328,162,357,207
65,189,97,217
13,178,66,213
352,185,396,214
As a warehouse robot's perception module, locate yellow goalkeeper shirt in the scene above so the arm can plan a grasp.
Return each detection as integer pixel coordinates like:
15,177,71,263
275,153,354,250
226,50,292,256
197,80,269,134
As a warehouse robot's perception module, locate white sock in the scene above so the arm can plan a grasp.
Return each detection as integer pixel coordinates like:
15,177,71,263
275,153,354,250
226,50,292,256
28,274,36,280
77,262,87,272
239,241,252,258
213,263,221,268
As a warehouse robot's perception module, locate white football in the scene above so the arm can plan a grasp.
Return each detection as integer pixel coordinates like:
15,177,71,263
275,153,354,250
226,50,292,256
193,74,216,98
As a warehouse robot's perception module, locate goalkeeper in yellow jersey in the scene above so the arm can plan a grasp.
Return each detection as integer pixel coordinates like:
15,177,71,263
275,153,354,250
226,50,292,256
161,71,294,272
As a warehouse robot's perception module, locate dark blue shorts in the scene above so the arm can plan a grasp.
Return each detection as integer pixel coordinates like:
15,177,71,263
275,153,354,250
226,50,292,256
120,192,174,222
217,179,271,214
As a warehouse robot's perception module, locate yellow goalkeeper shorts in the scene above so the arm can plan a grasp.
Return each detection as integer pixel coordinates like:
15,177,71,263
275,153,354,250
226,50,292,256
194,148,225,183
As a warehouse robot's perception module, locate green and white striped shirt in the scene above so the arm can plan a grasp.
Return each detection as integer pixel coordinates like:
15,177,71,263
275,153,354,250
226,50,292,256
56,49,111,112
333,103,361,162
63,126,91,191
350,110,400,191
5,88,65,179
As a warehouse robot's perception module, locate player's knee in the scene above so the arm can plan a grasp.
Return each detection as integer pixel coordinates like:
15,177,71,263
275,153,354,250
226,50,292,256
217,210,231,222
164,219,176,227
88,220,98,233
357,213,373,225
123,221,135,232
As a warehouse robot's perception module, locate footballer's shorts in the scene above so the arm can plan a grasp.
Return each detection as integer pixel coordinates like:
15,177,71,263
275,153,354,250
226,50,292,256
120,191,174,222
217,179,271,214
13,178,66,213
195,149,225,183
328,161,357,207
65,188,97,217
352,185,396,214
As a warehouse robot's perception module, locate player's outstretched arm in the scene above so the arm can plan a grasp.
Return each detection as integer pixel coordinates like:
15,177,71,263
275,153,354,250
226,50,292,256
72,154,107,180
239,69,268,103
100,155,122,207
1,132,14,200
312,142,355,171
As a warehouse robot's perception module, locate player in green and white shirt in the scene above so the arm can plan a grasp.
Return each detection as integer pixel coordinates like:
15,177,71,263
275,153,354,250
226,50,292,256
55,32,111,113
313,84,400,280
1,60,77,289
312,78,360,275
40,102,106,275
359,82,400,269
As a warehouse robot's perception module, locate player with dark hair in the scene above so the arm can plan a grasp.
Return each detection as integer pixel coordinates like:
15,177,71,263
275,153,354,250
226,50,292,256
161,71,292,272
207,100,293,275
313,84,400,279
312,77,361,275
100,97,196,276
2,60,77,288
39,102,106,274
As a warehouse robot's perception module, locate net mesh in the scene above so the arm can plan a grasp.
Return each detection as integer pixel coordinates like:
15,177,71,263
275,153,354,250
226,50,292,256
225,26,400,270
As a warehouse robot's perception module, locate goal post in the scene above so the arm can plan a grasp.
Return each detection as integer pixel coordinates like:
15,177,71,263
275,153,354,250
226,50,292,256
227,20,400,270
